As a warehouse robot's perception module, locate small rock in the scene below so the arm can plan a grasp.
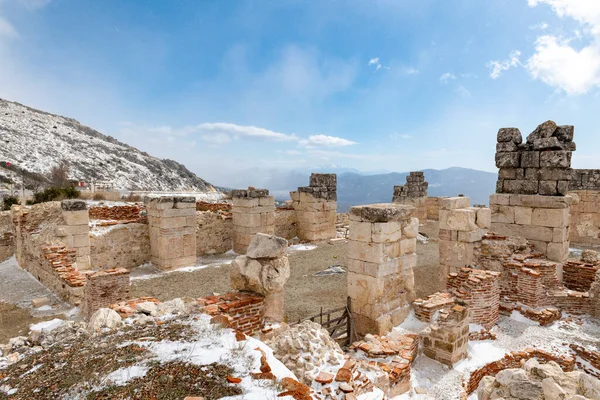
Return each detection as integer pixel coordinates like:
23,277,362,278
315,371,334,384
227,376,242,384
246,233,288,259
582,249,599,264
31,297,51,308
136,301,158,316
339,382,354,393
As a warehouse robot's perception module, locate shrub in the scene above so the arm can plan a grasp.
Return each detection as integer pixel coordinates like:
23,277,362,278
92,193,107,201
30,186,80,205
2,195,19,211
122,192,141,202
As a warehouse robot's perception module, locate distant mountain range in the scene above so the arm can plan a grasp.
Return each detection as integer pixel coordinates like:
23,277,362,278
0,99,217,192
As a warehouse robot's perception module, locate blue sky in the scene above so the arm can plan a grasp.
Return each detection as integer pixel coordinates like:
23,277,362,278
1,0,599,187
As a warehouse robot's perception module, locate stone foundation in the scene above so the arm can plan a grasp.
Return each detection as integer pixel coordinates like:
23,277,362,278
147,196,197,270
392,172,428,222
347,203,417,336
447,268,500,329
291,173,337,242
490,193,572,262
196,211,233,255
421,303,469,367
81,268,130,319
232,188,275,254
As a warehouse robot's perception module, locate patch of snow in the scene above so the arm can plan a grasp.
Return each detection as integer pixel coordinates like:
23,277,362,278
454,341,506,373
509,310,540,326
469,323,485,333
19,364,42,378
30,318,64,332
104,366,149,386
130,257,234,281
288,244,318,252
392,310,429,334
35,305,53,311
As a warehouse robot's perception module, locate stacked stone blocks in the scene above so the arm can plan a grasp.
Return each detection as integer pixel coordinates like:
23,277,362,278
347,203,418,336
146,196,197,270
82,268,130,319
60,200,91,270
421,303,470,367
568,186,600,246
291,173,337,242
392,172,428,222
232,188,275,254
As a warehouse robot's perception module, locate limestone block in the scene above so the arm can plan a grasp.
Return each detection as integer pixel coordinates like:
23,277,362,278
183,234,196,257
439,229,458,241
400,238,416,255
290,191,299,202
440,197,471,210
165,236,184,260
63,210,89,226
547,241,569,262
539,151,572,168
349,203,414,223
439,240,476,268
489,193,511,206
72,234,90,248
497,127,522,143
348,242,387,264
384,241,401,259
263,292,284,322
371,221,402,243
476,208,491,229
491,222,554,242
158,216,187,229
349,221,372,243
552,227,569,243
402,217,419,238
246,233,288,259
528,239,548,254
514,206,533,225
457,229,484,243
158,208,195,218
508,194,573,209
439,209,477,231
495,152,520,168
531,208,569,228
491,205,515,224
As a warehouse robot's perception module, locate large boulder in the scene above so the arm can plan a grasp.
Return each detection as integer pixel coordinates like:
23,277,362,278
88,308,122,332
230,255,290,295
246,233,288,259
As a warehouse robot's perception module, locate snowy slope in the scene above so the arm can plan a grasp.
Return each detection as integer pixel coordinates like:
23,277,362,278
0,99,217,192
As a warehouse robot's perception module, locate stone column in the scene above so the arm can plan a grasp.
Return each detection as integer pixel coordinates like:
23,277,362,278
291,173,337,242
60,200,91,270
392,171,428,222
232,188,275,254
439,197,490,286
421,303,470,367
146,196,196,270
492,121,576,263
347,203,418,336
230,233,290,323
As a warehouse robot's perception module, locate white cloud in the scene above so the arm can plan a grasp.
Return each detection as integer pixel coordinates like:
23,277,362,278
487,50,521,79
200,133,231,144
527,0,600,95
299,134,357,148
440,72,456,84
368,57,380,65
530,22,549,30
390,133,412,140
456,85,472,98
405,67,420,75
195,122,297,142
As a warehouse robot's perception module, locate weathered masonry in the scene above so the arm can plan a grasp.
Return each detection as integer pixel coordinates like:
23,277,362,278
392,171,428,222
291,173,337,242
231,188,275,254
569,169,600,246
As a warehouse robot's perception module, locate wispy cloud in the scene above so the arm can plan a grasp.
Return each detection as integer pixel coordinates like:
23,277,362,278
405,67,420,75
530,22,549,30
368,57,383,71
487,50,521,79
299,134,357,148
440,72,456,84
195,122,297,142
390,132,412,140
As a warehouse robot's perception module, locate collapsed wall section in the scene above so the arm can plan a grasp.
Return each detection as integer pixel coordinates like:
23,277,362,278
447,268,500,329
231,188,275,254
392,171,428,222
291,173,337,242
146,196,197,270
347,203,417,336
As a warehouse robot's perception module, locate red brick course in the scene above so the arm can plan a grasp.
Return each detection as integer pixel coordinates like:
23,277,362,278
89,205,147,225
413,292,456,323
447,268,501,329
82,268,130,319
563,260,599,292
570,344,600,379
198,292,265,335
42,245,86,287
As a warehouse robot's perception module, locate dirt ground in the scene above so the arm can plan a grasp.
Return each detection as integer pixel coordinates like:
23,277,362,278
0,302,50,344
131,240,441,323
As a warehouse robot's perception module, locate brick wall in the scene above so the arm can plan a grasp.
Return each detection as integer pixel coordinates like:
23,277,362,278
89,204,146,224
563,260,599,292
413,292,455,323
465,349,575,395
570,344,600,379
447,268,500,329
568,189,600,245
41,245,86,304
82,268,130,319
199,292,265,335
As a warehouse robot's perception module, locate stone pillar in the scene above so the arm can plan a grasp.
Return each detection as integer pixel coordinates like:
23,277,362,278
146,196,197,270
60,200,91,270
81,268,130,320
230,233,290,323
439,197,490,286
392,171,428,222
232,188,275,254
447,268,500,329
291,173,337,242
421,303,469,367
347,203,418,336
492,121,576,262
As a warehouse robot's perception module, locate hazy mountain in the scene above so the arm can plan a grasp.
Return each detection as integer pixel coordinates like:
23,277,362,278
0,99,216,192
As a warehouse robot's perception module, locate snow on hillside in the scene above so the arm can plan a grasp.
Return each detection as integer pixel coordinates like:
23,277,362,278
0,99,217,192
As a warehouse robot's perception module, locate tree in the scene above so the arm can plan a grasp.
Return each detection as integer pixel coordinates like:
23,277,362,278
50,159,70,188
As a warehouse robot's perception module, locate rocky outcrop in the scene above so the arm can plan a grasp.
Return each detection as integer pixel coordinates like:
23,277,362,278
478,358,600,400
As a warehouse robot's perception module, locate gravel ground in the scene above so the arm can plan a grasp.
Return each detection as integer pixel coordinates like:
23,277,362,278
131,240,441,323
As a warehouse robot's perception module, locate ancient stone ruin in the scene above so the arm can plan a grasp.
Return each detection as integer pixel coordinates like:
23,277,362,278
291,173,337,241
231,188,275,254
392,171,428,222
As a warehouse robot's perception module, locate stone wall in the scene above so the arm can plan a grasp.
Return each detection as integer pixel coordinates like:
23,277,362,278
569,189,600,245
147,196,197,270
421,303,469,367
438,197,490,286
425,197,441,221
447,268,500,329
570,169,600,191
392,172,428,222
413,292,455,323
232,188,275,254
490,193,572,262
347,203,417,336
90,223,150,270
198,292,265,335
88,204,145,223
81,268,130,319
291,173,337,242
563,259,599,292
0,210,14,262
275,208,296,240
495,121,576,195
196,211,233,255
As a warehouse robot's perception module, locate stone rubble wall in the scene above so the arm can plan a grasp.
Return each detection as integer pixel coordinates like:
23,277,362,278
232,188,275,254
413,292,455,323
447,268,500,329
438,197,491,286
392,172,428,222
495,121,576,195
198,292,265,335
196,211,233,255
347,203,417,336
292,173,337,242
147,196,197,270
421,303,470,367
570,169,600,191
275,208,296,240
490,193,572,262
563,260,599,292
90,223,150,270
425,197,441,221
568,190,600,245
81,268,130,320
0,210,14,262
